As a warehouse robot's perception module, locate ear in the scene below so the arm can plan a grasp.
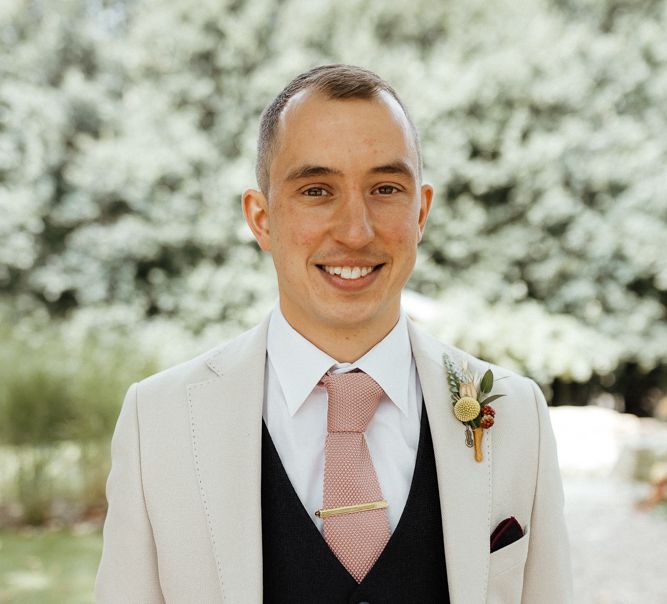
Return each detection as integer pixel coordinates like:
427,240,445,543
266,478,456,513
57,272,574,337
242,188,271,251
417,184,433,242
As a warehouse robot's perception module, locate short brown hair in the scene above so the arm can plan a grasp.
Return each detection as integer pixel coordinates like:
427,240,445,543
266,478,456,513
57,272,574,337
255,64,422,195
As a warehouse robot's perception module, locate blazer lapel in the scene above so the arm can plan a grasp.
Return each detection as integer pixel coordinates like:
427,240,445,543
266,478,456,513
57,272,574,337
187,317,269,603
409,320,492,604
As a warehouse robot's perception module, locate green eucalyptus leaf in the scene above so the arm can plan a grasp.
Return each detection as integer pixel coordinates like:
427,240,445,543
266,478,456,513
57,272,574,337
480,369,494,393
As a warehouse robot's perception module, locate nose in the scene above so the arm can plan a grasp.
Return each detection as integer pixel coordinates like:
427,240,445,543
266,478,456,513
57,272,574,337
330,195,374,249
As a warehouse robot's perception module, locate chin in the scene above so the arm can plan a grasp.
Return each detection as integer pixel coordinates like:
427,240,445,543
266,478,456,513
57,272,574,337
318,300,387,329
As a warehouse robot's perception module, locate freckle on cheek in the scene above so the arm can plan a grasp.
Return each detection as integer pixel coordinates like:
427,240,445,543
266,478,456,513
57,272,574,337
293,234,317,245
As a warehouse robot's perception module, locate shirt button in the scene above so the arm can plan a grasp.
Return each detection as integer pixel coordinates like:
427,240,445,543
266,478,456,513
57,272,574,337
358,601,370,604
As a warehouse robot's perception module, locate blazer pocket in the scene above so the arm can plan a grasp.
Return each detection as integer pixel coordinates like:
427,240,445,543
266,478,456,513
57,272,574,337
489,525,530,577
487,526,530,604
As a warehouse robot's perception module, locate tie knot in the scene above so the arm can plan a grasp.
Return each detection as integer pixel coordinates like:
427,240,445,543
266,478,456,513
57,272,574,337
321,371,384,433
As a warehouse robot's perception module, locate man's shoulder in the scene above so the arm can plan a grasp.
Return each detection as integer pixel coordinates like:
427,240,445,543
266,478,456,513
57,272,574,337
135,318,269,397
408,319,536,395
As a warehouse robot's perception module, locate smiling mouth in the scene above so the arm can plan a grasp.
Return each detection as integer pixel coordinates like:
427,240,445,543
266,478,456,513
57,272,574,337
316,264,384,281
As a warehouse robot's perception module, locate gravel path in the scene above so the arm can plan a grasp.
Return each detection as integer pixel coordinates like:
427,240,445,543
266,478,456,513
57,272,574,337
564,477,667,604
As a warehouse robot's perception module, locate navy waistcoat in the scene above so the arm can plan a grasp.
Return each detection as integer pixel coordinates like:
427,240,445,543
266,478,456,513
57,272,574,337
261,402,450,604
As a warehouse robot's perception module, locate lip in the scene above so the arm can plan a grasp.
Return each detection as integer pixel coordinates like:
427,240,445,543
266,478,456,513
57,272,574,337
317,259,382,268
315,263,384,291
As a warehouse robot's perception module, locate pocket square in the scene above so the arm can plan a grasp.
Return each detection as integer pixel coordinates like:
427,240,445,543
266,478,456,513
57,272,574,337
490,516,524,553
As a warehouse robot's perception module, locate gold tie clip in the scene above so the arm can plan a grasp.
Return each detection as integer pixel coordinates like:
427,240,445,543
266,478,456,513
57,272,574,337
314,500,388,518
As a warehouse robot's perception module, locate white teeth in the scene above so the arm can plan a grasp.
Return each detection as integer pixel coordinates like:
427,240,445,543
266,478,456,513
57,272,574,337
322,265,375,280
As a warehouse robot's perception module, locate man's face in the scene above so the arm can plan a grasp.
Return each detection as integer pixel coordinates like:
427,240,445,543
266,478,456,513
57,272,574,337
244,89,432,340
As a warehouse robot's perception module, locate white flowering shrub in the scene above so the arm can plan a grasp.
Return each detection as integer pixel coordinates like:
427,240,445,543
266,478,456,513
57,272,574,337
1,0,665,409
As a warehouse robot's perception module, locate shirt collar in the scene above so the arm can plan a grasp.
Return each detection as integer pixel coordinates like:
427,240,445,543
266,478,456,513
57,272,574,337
266,303,412,417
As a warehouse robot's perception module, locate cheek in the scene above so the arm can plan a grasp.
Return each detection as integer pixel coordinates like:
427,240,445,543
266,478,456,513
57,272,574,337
279,214,323,250
375,202,421,239
270,207,318,248
291,229,320,248
383,217,420,247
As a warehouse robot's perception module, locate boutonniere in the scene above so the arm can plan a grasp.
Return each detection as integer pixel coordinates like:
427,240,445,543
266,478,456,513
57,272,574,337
443,354,506,462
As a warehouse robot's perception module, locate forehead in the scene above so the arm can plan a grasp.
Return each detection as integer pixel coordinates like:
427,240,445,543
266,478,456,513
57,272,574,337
271,89,418,177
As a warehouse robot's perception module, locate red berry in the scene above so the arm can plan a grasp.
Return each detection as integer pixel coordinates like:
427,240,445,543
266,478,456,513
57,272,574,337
481,405,496,417
481,416,495,429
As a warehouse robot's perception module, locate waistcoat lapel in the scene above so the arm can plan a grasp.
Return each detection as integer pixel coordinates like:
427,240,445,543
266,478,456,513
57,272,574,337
187,317,269,603
408,319,492,604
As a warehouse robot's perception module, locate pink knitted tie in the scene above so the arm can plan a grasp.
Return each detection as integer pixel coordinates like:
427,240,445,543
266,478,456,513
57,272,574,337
320,371,390,583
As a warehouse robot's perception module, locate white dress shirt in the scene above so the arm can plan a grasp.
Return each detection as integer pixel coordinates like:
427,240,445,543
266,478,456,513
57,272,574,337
263,304,423,533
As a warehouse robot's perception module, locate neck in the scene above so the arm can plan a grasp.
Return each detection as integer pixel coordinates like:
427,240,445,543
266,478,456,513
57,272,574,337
280,307,400,363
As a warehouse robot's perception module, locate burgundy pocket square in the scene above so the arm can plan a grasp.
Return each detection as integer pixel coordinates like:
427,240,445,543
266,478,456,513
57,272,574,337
490,516,524,553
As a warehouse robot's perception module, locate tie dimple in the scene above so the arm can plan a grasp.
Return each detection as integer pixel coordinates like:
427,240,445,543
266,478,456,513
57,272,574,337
322,371,384,433
320,371,390,583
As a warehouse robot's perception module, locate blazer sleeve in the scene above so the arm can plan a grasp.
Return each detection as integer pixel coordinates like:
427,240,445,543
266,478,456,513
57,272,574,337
521,379,574,603
95,383,165,603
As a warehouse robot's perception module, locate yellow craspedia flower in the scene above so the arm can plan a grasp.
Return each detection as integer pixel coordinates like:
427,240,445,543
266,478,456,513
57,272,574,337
454,396,481,422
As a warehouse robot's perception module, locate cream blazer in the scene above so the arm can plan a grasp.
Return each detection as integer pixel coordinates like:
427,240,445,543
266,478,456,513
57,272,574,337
95,316,573,603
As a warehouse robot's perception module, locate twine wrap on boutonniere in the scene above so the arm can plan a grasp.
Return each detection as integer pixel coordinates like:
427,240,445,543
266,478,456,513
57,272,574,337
443,354,506,462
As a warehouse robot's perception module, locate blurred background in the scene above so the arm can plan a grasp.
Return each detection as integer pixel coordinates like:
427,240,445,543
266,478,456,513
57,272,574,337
1,0,666,601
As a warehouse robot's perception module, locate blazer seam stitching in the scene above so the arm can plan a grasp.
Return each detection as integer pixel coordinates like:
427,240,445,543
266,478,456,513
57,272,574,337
188,379,226,601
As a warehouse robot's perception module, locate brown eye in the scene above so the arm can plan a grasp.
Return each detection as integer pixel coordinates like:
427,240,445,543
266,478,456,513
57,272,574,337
304,187,328,196
375,185,399,195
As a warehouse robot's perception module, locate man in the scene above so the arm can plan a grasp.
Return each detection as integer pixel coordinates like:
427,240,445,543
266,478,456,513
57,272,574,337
96,64,573,603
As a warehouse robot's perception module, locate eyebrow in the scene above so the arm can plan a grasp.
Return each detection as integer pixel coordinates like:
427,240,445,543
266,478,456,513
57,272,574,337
285,165,344,181
285,160,415,182
369,160,415,179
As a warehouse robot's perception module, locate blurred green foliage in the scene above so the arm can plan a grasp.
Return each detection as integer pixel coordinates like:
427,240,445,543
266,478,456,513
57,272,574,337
0,316,157,525
1,0,665,400
0,0,665,439
0,318,157,445
0,528,101,602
